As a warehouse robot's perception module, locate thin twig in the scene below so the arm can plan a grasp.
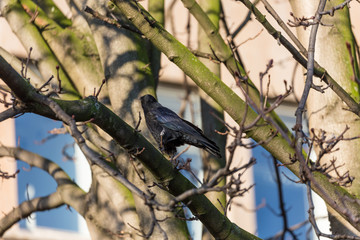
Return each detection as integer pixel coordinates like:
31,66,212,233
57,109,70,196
319,0,353,16
272,156,299,240
231,0,260,38
84,6,144,36
56,66,62,94
95,79,106,99
36,75,54,92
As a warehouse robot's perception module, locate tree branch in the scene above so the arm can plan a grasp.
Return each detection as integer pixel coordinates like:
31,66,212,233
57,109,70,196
0,107,23,121
0,191,64,235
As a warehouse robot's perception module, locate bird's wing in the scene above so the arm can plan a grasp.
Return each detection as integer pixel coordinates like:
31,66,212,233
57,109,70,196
155,106,203,135
152,105,221,158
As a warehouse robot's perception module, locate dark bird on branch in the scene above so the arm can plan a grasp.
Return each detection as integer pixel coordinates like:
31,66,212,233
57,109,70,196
140,94,221,158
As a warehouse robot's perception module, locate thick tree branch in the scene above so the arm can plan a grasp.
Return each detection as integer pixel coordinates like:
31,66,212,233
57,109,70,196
0,107,23,121
20,0,105,99
0,191,64,235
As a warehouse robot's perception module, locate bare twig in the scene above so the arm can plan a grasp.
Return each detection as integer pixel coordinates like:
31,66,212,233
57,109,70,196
84,6,144,36
95,79,106,99
272,156,299,240
55,66,62,94
173,145,191,162
287,13,317,29
231,0,260,38
319,0,353,16
135,111,142,132
235,29,263,48
294,0,326,161
21,47,33,80
176,157,203,185
190,49,221,64
0,168,19,179
36,75,54,93
220,1,245,68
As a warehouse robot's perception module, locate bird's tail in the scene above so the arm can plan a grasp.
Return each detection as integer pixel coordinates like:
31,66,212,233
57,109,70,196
200,138,221,158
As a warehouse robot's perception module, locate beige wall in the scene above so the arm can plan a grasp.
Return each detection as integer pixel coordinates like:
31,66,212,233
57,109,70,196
0,91,18,233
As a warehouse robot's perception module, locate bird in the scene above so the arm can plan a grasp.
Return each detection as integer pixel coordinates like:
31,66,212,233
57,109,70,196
140,94,221,158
